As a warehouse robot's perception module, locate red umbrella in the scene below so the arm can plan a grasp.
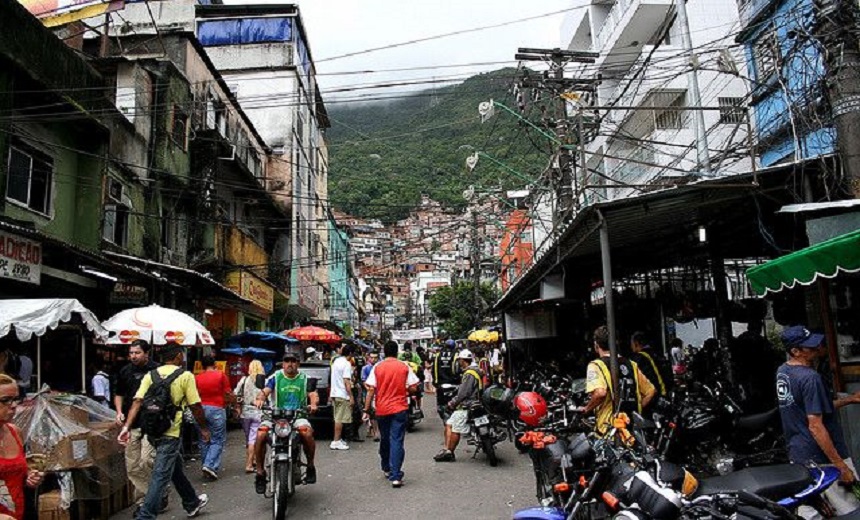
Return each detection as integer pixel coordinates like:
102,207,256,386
282,325,342,344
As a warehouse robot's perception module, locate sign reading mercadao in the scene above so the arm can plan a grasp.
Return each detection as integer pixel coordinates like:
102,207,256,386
0,231,41,285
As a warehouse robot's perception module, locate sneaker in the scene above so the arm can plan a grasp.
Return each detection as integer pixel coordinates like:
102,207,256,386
391,480,403,488
433,450,455,462
305,466,317,485
255,473,267,495
202,467,218,480
329,440,350,450
186,494,209,518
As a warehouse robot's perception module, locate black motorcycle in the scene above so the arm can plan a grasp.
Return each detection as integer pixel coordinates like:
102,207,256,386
653,382,786,475
262,407,306,520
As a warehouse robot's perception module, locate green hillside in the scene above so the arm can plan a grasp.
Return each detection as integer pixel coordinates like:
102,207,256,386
327,68,552,222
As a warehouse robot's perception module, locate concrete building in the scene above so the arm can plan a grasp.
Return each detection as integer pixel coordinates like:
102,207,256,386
735,0,835,166
562,0,752,201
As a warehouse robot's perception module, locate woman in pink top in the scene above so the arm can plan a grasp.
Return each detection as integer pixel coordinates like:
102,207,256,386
194,356,234,480
0,373,43,520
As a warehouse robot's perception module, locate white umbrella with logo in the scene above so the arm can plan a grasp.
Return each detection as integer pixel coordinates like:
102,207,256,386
102,304,214,345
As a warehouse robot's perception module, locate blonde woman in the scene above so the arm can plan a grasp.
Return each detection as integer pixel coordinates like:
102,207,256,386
235,360,265,473
0,374,43,520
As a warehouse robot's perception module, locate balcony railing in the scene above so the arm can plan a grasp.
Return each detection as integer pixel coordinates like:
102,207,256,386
592,0,636,51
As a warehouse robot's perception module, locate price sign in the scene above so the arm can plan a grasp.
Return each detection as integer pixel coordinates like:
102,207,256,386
0,231,41,285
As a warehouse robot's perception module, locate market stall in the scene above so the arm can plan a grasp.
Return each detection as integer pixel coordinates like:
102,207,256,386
223,331,297,384
0,298,107,391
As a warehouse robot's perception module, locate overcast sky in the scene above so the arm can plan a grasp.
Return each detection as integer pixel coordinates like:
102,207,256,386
223,0,579,100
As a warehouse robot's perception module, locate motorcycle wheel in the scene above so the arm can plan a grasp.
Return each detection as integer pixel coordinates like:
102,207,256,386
273,461,290,520
481,436,498,467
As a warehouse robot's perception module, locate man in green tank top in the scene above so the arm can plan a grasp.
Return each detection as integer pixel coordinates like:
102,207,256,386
252,352,319,493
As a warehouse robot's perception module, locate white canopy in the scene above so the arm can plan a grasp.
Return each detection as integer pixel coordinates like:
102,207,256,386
0,299,107,342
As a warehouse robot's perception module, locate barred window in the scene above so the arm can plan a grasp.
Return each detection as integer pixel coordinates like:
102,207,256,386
718,97,746,124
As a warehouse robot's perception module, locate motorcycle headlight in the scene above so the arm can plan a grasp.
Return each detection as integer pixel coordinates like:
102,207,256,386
274,420,291,438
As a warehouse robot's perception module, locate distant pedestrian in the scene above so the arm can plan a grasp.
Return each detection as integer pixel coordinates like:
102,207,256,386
431,340,458,445
361,352,380,441
235,360,265,473
15,349,31,397
194,356,234,480
118,344,210,520
363,341,419,488
91,361,110,405
113,340,163,512
329,343,354,450
670,338,686,377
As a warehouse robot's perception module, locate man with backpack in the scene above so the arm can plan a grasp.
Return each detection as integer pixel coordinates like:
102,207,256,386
118,344,210,519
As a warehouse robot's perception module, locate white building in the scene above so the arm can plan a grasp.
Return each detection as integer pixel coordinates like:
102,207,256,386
562,0,751,202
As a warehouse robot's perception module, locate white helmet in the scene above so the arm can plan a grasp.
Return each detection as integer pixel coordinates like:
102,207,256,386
456,349,474,360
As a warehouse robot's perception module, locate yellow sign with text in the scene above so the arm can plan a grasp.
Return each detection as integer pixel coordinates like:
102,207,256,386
225,270,274,313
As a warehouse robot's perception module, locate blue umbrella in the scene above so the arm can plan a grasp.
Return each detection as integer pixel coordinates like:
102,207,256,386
221,347,245,356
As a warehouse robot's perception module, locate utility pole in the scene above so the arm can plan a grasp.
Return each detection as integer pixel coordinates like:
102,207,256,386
471,209,482,329
814,0,860,197
674,0,712,174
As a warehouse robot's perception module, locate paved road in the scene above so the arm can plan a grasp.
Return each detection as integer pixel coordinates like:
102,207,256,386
111,395,539,519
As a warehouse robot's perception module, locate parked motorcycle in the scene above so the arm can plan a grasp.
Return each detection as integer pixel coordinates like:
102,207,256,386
262,407,306,520
513,414,837,520
653,382,786,475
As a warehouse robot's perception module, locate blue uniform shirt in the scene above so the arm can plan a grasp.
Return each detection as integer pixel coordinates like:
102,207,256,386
776,363,849,464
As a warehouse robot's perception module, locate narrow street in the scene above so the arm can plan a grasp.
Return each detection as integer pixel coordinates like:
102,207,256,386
111,395,538,520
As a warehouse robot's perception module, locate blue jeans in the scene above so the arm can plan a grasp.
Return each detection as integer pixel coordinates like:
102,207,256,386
199,405,226,471
136,436,200,520
377,410,408,481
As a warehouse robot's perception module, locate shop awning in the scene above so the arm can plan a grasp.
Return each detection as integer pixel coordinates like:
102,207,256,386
747,228,860,296
0,299,107,341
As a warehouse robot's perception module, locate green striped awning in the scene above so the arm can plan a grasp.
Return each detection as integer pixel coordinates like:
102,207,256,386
747,228,860,296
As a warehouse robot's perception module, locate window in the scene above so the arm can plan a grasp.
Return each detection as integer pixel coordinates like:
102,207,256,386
718,97,746,124
654,94,686,129
171,106,189,150
753,31,779,83
103,178,131,247
6,140,53,215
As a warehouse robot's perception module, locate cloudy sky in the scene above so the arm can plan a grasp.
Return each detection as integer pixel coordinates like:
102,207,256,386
224,0,581,99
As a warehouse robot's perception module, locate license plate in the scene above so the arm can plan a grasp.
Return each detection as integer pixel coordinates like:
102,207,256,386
474,415,489,426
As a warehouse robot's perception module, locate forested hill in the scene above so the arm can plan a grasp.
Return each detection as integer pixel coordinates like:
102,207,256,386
326,68,550,223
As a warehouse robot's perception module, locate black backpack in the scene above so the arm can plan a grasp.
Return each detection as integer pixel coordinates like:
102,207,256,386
140,368,185,439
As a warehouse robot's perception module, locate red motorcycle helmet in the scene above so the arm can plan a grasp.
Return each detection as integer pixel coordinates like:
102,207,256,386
514,391,547,427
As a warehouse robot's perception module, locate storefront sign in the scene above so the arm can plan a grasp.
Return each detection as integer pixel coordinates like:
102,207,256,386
109,283,148,305
390,327,435,341
0,231,41,285
225,270,274,313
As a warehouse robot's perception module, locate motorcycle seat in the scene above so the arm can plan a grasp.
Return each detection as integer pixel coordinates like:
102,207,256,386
734,408,779,431
695,464,811,500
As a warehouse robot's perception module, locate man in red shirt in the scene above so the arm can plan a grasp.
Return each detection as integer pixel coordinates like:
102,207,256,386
194,356,235,480
363,341,419,488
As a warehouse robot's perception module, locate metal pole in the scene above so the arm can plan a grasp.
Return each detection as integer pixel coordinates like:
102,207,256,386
674,0,711,174
81,334,86,393
36,336,41,390
598,211,619,400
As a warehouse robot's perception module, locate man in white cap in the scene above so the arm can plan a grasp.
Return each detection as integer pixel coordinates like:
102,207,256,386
433,349,483,462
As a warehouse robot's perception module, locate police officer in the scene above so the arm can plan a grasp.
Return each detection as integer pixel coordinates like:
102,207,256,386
583,326,656,435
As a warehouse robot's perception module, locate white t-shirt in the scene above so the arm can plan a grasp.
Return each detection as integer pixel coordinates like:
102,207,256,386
330,356,353,399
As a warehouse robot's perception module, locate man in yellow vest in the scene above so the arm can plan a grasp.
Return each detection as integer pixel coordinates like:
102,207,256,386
629,331,670,402
583,326,656,435
433,349,483,462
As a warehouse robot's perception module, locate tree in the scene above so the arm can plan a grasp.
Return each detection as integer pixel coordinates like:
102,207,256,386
428,281,500,339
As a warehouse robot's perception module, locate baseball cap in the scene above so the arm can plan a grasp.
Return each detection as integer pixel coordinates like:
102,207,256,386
780,326,824,349
283,352,300,361
456,349,473,360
